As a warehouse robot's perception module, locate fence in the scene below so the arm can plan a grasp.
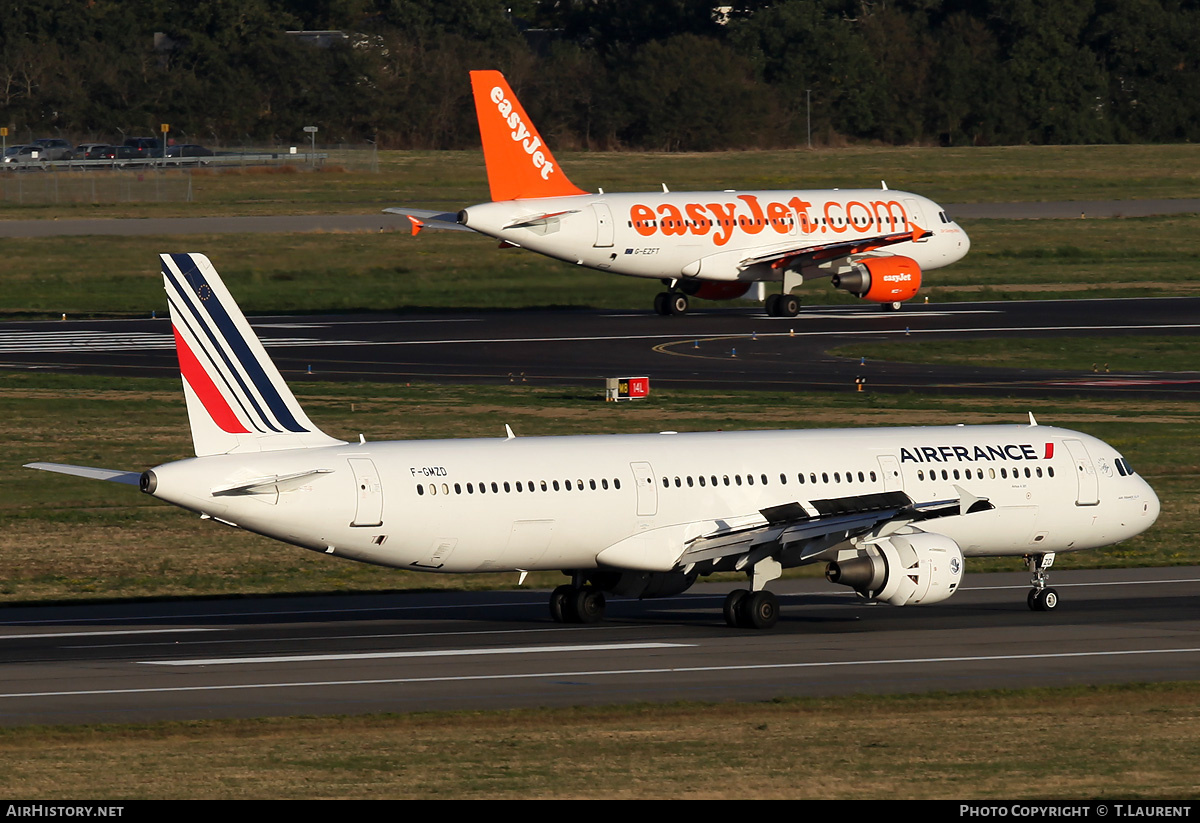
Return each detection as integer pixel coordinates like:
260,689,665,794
0,143,379,204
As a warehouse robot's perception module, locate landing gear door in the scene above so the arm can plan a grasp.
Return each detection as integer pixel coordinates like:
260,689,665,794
348,457,384,526
593,202,615,248
630,461,658,516
1063,439,1100,506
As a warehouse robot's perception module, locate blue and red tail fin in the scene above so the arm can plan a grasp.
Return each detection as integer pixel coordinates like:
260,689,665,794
470,70,587,202
161,253,345,457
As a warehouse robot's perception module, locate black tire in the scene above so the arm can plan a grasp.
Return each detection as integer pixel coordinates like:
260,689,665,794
668,293,689,316
778,294,800,317
1027,589,1040,611
572,587,606,623
742,591,779,630
764,294,781,316
1030,587,1059,612
653,292,670,316
550,585,574,623
723,589,749,627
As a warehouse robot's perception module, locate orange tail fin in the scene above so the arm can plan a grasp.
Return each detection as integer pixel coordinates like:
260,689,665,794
470,70,587,202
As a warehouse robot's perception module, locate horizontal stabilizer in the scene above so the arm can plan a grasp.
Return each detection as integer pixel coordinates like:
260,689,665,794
211,469,333,497
383,208,474,233
24,462,141,486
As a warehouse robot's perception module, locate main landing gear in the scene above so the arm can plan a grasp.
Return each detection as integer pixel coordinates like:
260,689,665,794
1025,552,1059,612
722,589,779,629
550,581,606,624
653,290,689,316
764,293,800,317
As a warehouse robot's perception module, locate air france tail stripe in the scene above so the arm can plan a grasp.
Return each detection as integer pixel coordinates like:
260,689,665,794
164,255,308,434
166,287,281,434
172,326,249,434
166,255,301,433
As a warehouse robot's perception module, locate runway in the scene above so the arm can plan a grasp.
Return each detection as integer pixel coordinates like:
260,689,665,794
1,296,1197,397
0,567,1197,726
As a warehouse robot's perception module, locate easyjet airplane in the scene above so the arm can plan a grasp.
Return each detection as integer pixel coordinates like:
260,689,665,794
27,254,1158,628
387,71,970,317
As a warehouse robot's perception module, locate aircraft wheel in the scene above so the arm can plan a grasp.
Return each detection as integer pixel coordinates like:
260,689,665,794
1030,587,1059,612
882,301,903,312
723,589,749,627
778,294,800,317
572,587,606,623
653,292,670,316
764,294,781,316
550,584,574,623
668,293,689,316
742,590,779,630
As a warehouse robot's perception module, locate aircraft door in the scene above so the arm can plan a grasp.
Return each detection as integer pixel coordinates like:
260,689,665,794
878,455,903,491
1063,439,1100,506
348,457,384,526
593,202,615,248
630,461,658,516
903,198,929,241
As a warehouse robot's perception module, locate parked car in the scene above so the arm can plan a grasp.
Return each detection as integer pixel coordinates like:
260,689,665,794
32,138,73,160
2,145,43,164
75,143,111,160
165,144,213,158
123,137,163,157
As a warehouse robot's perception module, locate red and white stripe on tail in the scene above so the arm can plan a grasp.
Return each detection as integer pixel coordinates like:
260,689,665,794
161,253,345,456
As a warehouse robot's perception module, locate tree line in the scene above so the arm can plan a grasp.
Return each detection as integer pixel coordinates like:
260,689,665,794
2,0,1197,150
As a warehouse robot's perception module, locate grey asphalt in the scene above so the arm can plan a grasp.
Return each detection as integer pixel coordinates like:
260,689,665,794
0,567,1196,726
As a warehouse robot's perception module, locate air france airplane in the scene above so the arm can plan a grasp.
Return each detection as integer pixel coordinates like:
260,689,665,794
28,254,1157,628
387,71,970,317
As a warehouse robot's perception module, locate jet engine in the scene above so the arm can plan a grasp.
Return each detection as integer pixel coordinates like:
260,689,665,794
824,533,963,606
681,280,753,301
831,256,922,304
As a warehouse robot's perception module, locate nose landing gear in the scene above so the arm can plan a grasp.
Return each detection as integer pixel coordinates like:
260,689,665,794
1025,552,1059,611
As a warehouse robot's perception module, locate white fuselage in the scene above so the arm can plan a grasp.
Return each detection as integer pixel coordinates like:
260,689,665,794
460,189,970,282
147,424,1157,575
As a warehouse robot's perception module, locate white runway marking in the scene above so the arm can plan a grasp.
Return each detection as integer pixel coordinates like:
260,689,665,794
0,331,363,353
0,628,216,640
2,647,1197,701
143,642,692,666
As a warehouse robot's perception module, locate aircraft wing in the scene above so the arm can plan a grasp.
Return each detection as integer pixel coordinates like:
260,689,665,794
25,462,141,486
737,225,933,273
383,207,475,235
678,488,989,571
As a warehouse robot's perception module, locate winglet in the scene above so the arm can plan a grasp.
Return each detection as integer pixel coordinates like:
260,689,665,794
406,215,425,236
470,70,587,201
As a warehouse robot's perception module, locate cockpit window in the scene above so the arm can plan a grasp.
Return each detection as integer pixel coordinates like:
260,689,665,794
939,210,951,224
1116,457,1135,476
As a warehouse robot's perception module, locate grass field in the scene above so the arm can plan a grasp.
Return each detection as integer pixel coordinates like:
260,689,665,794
1,214,1200,317
0,145,1198,317
2,683,1198,799
3,144,1200,221
832,335,1200,374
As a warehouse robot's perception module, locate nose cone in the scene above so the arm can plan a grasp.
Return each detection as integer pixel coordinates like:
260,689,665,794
1143,480,1161,528
956,222,971,261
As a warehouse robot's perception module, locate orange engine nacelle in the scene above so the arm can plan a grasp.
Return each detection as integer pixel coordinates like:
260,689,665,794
832,256,922,303
681,281,753,301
